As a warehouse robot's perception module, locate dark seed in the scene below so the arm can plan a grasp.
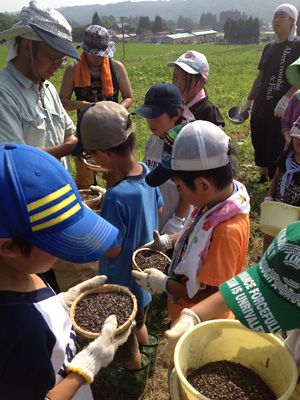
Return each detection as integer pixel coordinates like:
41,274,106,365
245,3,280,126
74,291,133,333
135,250,170,273
79,192,100,201
187,360,276,400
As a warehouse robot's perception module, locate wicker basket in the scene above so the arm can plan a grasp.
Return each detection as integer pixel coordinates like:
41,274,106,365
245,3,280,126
78,189,102,210
70,284,137,340
80,154,106,173
132,247,171,273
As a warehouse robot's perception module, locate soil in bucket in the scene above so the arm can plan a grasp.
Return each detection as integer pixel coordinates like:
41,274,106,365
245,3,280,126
135,249,170,273
74,291,133,333
187,360,276,400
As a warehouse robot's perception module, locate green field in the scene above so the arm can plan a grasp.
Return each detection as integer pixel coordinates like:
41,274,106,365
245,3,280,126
0,41,266,264
0,42,267,399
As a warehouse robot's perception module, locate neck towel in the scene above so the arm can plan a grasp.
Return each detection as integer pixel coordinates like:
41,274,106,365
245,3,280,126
183,89,206,122
74,52,113,98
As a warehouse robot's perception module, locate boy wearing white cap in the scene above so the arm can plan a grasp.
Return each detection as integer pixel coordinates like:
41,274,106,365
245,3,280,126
132,120,250,325
0,144,134,399
167,50,224,126
240,3,300,182
0,1,78,158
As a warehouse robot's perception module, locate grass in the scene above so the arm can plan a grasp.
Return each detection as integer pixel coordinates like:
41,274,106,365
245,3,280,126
0,42,267,399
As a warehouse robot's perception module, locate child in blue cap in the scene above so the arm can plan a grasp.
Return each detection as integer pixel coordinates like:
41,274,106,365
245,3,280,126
0,144,133,399
134,82,191,235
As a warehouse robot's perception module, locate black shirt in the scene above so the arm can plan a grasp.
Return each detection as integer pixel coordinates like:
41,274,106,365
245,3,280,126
189,97,225,127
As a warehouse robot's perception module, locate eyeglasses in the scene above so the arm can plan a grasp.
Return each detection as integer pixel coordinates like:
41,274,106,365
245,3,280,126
46,53,68,66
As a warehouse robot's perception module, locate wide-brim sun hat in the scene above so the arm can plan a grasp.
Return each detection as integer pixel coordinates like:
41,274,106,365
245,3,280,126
81,24,115,58
0,144,118,263
0,1,79,60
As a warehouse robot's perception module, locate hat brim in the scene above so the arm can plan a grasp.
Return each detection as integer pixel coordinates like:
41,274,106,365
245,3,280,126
219,264,300,333
81,41,115,58
132,104,169,119
146,164,172,187
28,205,118,263
30,24,79,60
167,61,199,75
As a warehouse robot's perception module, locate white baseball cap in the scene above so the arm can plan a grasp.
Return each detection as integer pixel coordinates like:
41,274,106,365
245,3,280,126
167,50,209,79
146,120,230,187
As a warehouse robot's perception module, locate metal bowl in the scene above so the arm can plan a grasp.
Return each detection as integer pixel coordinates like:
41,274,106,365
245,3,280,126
227,106,249,125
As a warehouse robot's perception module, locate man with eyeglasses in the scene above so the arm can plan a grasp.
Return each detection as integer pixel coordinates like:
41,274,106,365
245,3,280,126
0,1,79,160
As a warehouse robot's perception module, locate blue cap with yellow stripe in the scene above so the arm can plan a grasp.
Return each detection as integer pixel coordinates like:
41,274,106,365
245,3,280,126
0,144,118,262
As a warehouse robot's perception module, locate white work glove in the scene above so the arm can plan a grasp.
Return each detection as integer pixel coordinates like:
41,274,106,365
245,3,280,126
285,329,300,368
89,185,107,197
240,99,252,114
162,308,201,368
57,275,107,308
132,268,168,294
161,214,185,235
274,96,290,118
67,315,135,383
141,230,173,253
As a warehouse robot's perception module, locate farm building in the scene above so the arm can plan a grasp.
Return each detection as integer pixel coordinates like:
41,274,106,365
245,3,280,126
260,31,275,42
162,32,195,44
192,30,217,43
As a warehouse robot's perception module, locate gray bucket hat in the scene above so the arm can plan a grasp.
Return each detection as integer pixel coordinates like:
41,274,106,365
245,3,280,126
0,1,79,59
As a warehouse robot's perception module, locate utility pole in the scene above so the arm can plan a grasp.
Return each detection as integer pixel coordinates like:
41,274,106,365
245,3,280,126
120,16,126,60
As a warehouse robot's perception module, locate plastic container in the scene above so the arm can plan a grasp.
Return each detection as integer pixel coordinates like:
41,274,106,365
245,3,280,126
173,320,298,400
260,201,300,236
140,333,159,377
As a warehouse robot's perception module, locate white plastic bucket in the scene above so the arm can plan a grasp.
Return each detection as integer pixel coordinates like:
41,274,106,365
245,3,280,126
260,201,300,237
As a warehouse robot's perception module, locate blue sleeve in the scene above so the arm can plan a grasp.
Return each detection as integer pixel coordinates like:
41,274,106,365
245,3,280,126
101,192,127,247
0,305,56,400
156,187,164,209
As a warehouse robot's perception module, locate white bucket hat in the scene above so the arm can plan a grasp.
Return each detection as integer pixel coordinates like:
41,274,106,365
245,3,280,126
0,1,79,59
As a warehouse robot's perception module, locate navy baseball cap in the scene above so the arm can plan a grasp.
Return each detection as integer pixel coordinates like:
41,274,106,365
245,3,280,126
133,83,183,119
0,144,118,262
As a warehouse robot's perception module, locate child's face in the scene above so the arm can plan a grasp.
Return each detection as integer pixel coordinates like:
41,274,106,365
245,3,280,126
172,176,205,208
293,137,300,154
0,240,57,275
173,67,205,103
147,112,179,137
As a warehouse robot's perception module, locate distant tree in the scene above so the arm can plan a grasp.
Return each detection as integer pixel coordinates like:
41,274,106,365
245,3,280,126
176,16,194,31
92,12,101,26
219,10,244,31
199,12,217,29
72,25,87,42
137,16,152,34
224,16,259,44
152,15,164,33
0,13,17,31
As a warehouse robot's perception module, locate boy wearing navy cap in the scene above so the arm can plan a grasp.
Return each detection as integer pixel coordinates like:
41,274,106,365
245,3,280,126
0,144,133,399
133,82,191,235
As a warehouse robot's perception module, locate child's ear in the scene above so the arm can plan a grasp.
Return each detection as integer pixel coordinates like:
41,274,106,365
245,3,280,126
195,176,211,192
0,239,18,258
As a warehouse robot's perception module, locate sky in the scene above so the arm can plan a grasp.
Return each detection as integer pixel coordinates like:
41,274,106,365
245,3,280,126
1,0,155,13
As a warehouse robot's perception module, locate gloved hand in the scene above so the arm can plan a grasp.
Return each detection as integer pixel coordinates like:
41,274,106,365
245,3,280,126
67,315,135,383
140,230,173,252
285,329,300,368
89,185,107,197
58,275,107,308
274,96,290,118
240,99,252,114
161,214,185,235
162,308,201,368
132,268,168,294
